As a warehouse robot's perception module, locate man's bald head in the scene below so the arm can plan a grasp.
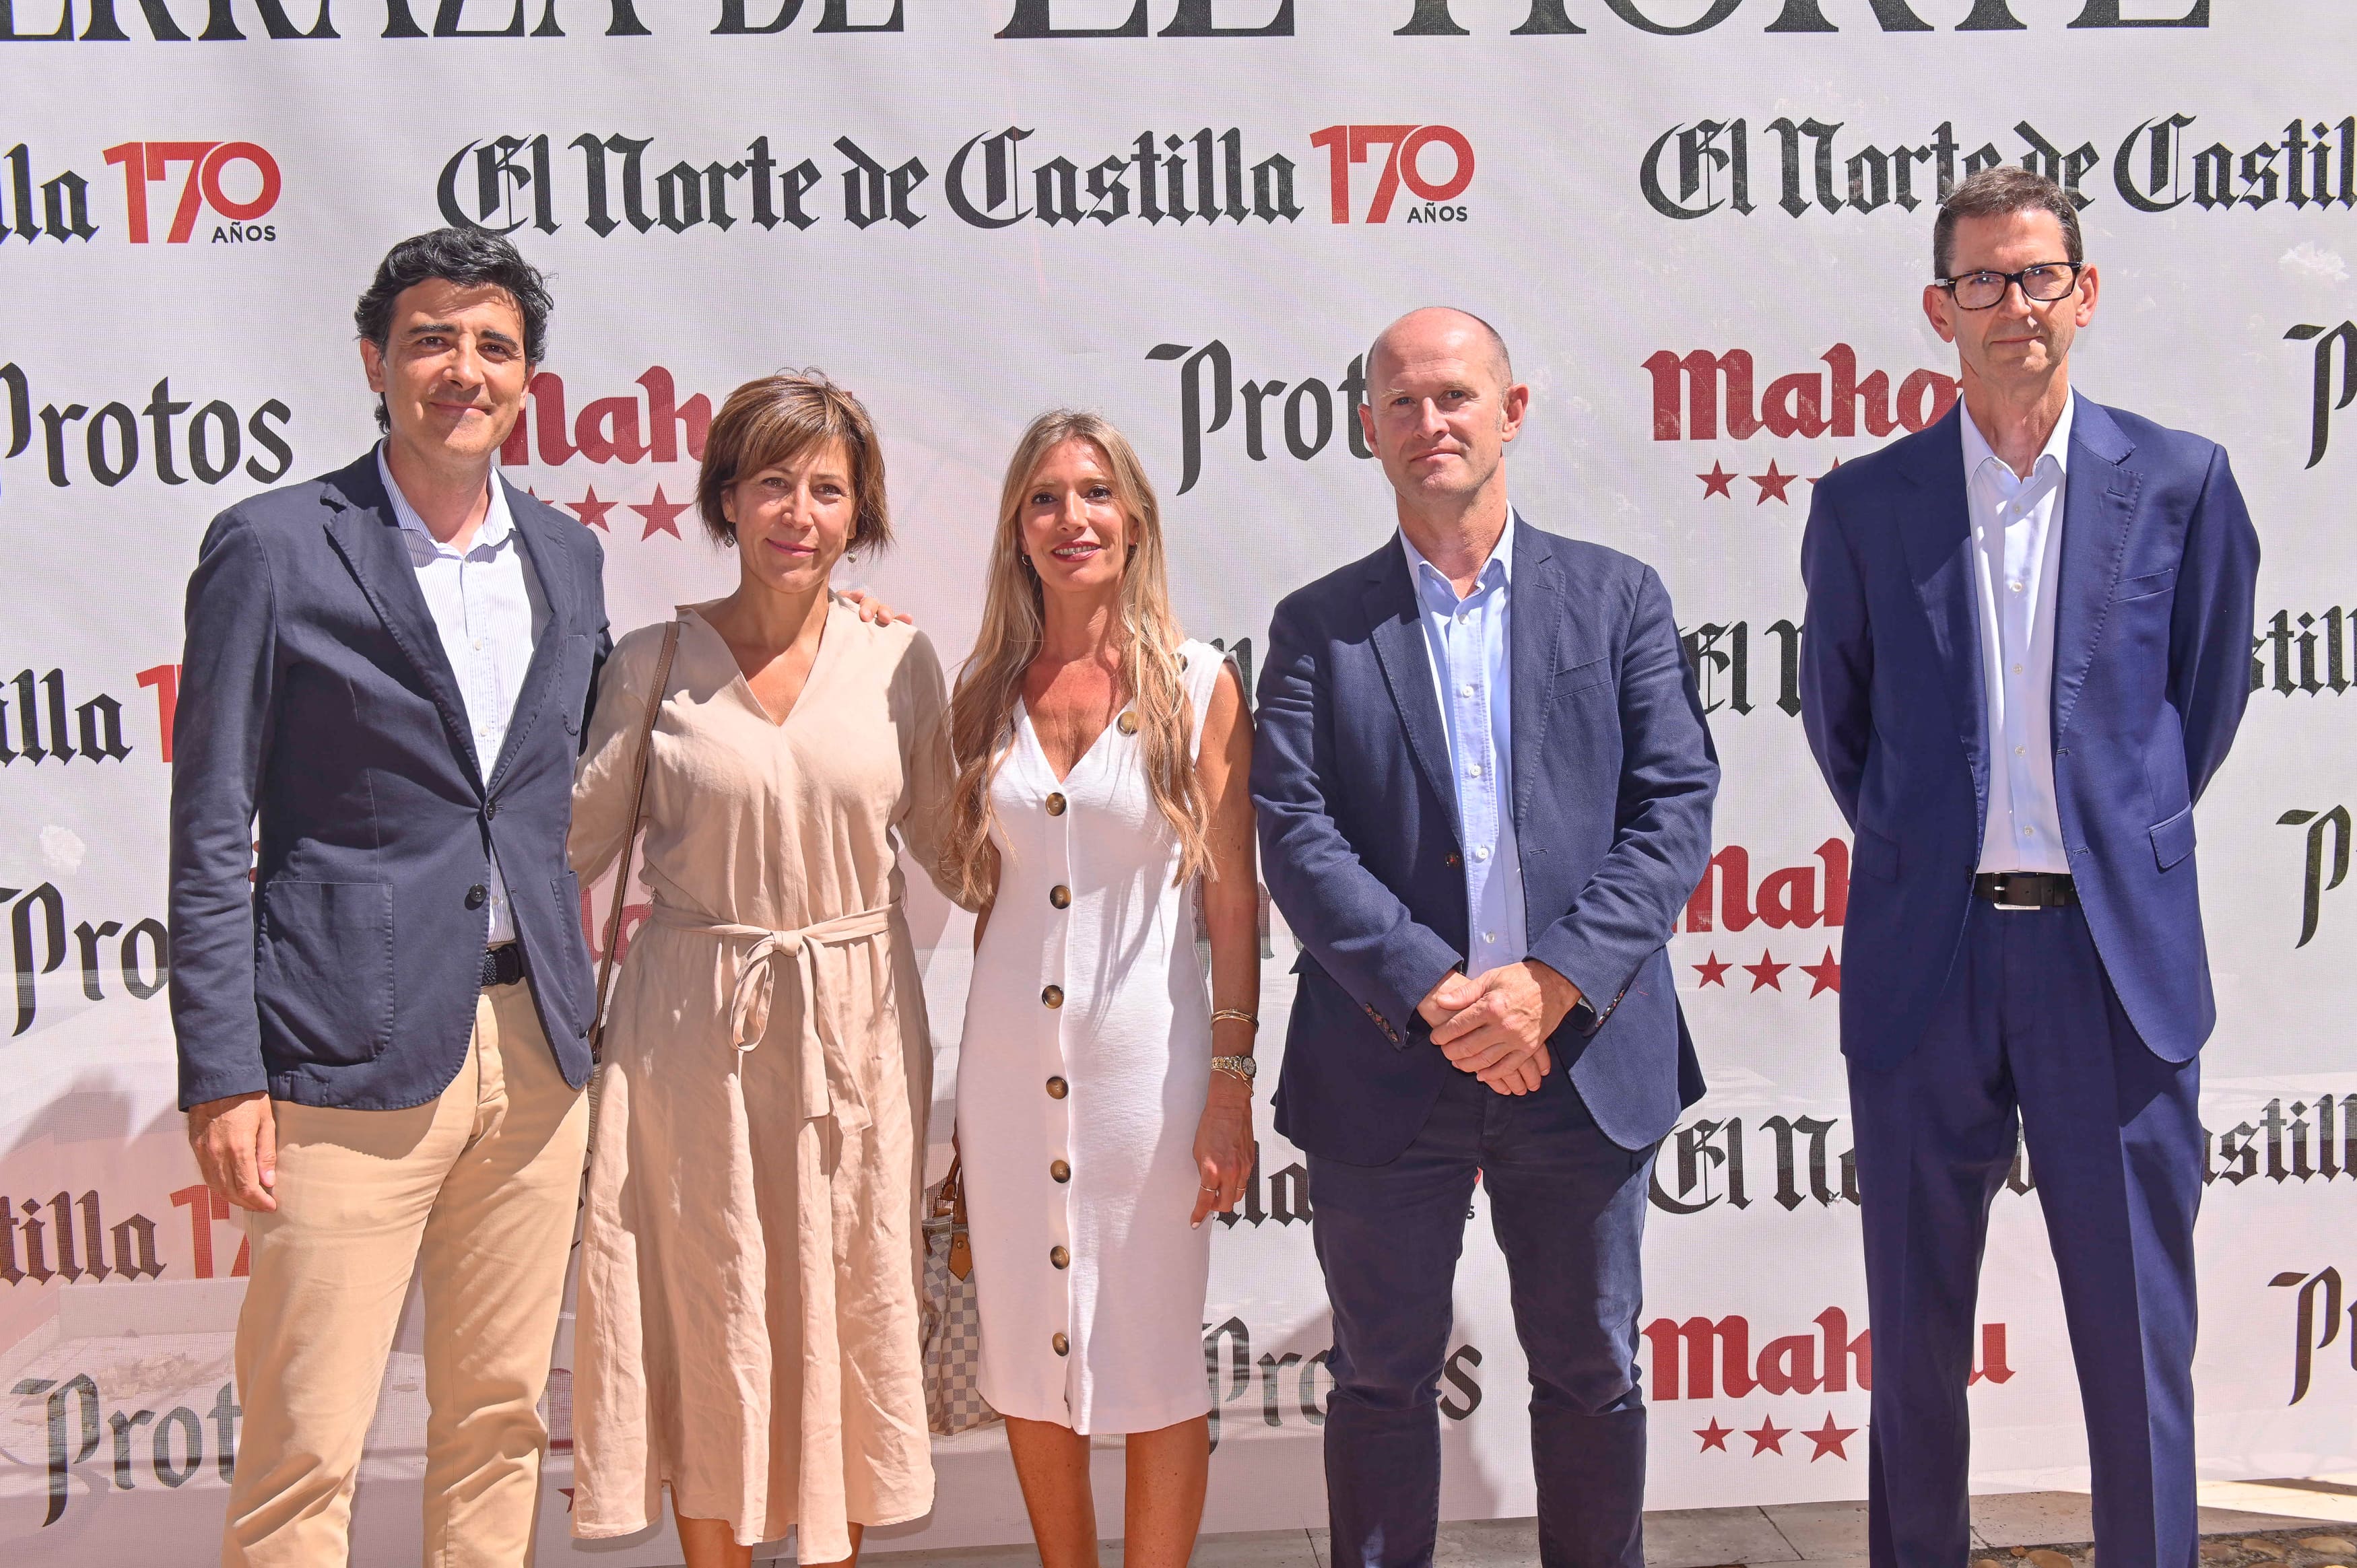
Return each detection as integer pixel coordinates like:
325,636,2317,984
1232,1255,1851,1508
1366,306,1514,395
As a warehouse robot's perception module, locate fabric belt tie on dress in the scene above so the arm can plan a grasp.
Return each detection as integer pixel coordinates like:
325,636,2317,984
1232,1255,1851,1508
648,901,896,1134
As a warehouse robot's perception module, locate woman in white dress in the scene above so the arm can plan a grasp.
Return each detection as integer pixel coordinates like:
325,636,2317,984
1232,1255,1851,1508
944,411,1261,1568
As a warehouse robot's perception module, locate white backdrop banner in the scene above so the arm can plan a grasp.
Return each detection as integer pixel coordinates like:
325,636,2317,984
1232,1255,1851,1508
3,1,2355,1560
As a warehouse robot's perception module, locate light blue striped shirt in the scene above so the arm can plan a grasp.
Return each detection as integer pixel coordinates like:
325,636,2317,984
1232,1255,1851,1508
1398,518,1526,978
377,444,546,945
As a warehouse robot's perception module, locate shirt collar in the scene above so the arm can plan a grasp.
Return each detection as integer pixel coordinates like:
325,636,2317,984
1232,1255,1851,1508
376,440,515,552
1960,392,2074,489
1399,508,1517,607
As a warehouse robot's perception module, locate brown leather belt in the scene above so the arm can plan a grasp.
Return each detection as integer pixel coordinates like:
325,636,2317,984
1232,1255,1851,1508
1974,871,2078,909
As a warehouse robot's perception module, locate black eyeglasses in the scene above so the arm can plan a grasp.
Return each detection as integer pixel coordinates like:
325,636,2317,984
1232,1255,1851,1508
1935,263,2085,310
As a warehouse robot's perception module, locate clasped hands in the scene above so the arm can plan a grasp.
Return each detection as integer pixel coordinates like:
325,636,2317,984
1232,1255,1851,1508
1418,960,1581,1096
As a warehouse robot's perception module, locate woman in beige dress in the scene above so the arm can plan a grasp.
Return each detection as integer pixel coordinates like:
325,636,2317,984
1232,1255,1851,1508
568,372,959,1568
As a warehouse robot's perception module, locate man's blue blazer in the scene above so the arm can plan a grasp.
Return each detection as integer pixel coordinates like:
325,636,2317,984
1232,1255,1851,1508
1799,399,2259,1069
168,451,610,1112
1252,517,1719,1163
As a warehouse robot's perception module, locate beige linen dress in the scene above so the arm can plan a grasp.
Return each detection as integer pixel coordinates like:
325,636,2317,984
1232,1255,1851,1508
568,600,958,1557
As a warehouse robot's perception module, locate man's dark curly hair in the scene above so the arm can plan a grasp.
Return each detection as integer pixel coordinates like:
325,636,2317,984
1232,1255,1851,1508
353,228,554,430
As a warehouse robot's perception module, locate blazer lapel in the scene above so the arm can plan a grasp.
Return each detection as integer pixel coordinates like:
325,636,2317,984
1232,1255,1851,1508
1506,516,1562,835
1894,407,1989,829
486,481,577,790
2051,398,2139,741
1362,539,1464,846
319,452,484,787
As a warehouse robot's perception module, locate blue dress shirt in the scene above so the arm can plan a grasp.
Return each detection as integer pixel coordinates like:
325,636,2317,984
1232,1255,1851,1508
1398,518,1527,978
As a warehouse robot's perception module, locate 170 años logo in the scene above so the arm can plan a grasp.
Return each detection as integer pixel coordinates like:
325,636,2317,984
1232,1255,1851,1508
438,121,1475,237
0,139,282,246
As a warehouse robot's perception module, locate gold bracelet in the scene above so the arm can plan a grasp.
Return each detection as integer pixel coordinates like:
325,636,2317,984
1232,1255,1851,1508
1211,1009,1259,1029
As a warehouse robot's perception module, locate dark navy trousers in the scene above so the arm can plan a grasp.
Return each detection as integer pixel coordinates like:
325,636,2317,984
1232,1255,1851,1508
1847,901,2203,1568
1308,1067,1657,1568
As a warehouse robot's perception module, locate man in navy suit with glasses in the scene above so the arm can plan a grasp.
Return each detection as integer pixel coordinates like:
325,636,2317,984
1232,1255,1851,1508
1800,166,2259,1567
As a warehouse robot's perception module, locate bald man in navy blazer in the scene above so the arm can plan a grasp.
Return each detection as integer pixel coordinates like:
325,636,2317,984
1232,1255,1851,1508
1801,168,2258,1567
1255,308,1717,1568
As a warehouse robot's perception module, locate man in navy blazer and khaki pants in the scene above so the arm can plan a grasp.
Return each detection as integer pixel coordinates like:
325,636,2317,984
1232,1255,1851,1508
170,231,609,1567
1253,308,1719,1568
1801,168,2259,1566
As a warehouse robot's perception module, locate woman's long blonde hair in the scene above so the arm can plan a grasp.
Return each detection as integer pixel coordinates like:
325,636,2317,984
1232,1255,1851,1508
945,411,1211,907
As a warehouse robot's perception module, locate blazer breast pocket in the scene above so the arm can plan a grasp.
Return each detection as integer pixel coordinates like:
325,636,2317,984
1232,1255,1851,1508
2115,566,2178,602
1552,656,1611,702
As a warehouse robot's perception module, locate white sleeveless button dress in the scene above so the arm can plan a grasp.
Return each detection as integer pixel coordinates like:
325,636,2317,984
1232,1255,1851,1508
956,641,1225,1435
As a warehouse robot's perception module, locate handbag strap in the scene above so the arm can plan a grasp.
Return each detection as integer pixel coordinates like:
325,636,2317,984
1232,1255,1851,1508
589,617,682,1061
936,1155,965,1221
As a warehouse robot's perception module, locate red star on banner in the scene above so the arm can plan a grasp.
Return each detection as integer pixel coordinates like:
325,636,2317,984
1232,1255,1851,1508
1744,951,1789,992
568,485,617,531
1697,461,1737,499
1801,949,1842,996
1694,952,1731,988
632,484,690,539
1751,461,1797,505
1809,455,1844,485
557,1487,576,1511
1803,1412,1857,1461
1695,1419,1733,1452
1744,1415,1790,1456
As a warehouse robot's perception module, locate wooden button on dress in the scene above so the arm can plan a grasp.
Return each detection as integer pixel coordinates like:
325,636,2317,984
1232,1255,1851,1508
1052,1332,1069,1357
1116,712,1139,735
1045,792,1067,816
1050,1159,1071,1182
1045,1075,1068,1099
1049,1246,1070,1269
1049,885,1071,909
1041,984,1063,1008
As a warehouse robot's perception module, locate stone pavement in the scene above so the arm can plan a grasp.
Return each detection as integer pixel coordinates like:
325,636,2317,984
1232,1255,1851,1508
861,1478,2357,1567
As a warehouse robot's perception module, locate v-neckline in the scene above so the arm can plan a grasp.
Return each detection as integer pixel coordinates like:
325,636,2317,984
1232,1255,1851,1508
690,600,834,730
1016,697,1119,786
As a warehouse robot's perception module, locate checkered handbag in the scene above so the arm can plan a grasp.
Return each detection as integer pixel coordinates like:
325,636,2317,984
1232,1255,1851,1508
920,1157,1000,1436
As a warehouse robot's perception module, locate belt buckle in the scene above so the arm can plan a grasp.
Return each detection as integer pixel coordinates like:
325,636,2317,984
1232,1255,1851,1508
1989,874,2036,911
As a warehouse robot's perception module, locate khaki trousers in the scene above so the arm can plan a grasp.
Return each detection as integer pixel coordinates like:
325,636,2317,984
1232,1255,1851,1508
222,981,589,1568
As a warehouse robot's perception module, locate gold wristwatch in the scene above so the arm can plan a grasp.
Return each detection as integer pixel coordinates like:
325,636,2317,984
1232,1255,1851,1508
1209,1054,1258,1083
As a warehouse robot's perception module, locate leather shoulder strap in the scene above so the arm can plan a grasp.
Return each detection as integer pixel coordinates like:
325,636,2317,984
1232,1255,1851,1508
589,618,681,1059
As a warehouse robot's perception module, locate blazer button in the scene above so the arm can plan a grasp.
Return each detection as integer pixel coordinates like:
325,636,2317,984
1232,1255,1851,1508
484,800,500,819
1046,792,1067,817
1042,984,1064,1009
1116,712,1139,735
1445,853,1461,867
1050,1158,1071,1182
1049,1245,1070,1269
1052,1332,1070,1357
465,884,488,910
1049,885,1071,909
1046,1075,1069,1099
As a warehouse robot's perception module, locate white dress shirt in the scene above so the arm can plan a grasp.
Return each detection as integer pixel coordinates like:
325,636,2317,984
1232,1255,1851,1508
1962,395,2073,875
377,444,547,943
1399,518,1527,978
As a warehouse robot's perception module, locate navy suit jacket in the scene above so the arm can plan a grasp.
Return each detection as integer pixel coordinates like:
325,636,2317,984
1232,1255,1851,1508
1252,518,1719,1163
1799,399,2259,1069
169,450,610,1112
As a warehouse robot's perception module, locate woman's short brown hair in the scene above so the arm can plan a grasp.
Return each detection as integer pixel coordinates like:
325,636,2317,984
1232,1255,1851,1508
695,371,890,552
